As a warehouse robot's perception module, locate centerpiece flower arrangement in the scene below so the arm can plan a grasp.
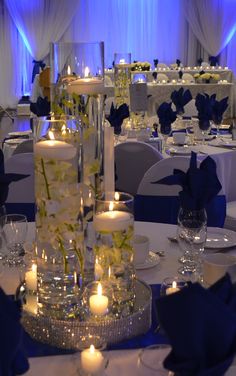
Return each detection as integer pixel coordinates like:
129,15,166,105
131,61,151,71
194,72,220,83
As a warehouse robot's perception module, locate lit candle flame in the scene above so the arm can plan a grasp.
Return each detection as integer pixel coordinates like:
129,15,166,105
67,65,71,75
114,192,120,201
32,263,37,273
172,281,177,289
97,282,102,296
89,344,95,353
84,66,90,77
61,124,66,136
48,131,55,140
109,201,114,211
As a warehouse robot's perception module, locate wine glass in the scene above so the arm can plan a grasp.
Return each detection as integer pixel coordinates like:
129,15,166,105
199,119,211,145
138,344,173,376
159,123,172,153
3,214,28,267
177,208,207,281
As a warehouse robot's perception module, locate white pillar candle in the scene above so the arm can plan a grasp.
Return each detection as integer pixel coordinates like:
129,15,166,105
166,281,180,295
104,126,115,199
67,78,104,95
24,295,38,315
94,209,133,232
81,345,104,374
25,263,37,291
89,283,108,316
34,140,77,161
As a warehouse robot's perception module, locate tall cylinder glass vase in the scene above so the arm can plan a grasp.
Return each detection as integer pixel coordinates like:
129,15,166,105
50,41,105,208
93,192,135,317
114,52,132,107
33,116,84,320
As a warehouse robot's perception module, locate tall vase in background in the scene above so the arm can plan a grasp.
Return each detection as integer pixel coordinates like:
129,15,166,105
114,52,132,107
33,116,84,319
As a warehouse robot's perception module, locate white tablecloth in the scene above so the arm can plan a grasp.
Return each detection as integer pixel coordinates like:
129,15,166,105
1,221,236,375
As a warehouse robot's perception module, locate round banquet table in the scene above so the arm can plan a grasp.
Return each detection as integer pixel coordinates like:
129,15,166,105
1,221,236,375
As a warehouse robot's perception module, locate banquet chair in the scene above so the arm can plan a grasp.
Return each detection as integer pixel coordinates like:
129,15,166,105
5,153,35,221
182,73,194,83
13,139,33,155
115,141,163,195
157,63,168,69
134,156,226,227
156,73,169,82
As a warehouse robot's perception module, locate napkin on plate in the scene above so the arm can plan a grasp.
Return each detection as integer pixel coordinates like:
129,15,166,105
197,58,203,66
107,102,129,135
152,151,222,211
156,274,236,376
0,149,29,206
153,59,159,68
157,102,177,135
171,88,192,115
0,287,29,375
210,94,228,125
195,93,212,131
178,70,183,80
176,59,181,67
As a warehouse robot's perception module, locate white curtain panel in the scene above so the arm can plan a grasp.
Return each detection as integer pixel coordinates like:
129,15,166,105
5,0,79,60
184,0,236,56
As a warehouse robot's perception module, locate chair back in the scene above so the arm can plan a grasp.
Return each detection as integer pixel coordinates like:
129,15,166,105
13,139,33,155
115,141,163,195
135,156,226,226
157,73,169,82
182,73,194,83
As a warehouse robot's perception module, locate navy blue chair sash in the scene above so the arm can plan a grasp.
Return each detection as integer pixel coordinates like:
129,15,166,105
134,195,226,228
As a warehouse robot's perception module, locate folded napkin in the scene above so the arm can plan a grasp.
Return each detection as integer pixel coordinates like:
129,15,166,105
178,70,183,80
0,149,29,206
0,287,29,375
153,59,159,68
195,93,212,131
197,58,203,66
107,102,129,135
156,274,236,376
176,59,181,67
157,102,177,136
152,151,222,210
171,88,192,115
209,55,219,67
152,72,157,80
210,94,228,125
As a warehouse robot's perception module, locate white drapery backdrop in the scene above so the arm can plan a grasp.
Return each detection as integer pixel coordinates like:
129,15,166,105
184,0,236,57
0,0,236,108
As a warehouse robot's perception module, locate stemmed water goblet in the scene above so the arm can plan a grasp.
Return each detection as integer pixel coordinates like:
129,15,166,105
199,119,211,145
2,214,28,267
159,123,172,154
177,207,207,281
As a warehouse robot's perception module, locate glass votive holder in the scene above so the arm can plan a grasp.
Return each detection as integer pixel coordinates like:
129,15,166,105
160,276,188,297
138,344,172,376
73,343,109,376
82,281,113,319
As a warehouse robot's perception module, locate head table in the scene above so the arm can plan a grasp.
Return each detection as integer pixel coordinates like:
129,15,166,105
1,221,236,375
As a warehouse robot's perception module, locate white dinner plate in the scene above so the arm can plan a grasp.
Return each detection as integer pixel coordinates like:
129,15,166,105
8,130,32,137
217,140,236,148
135,251,160,270
168,146,192,155
206,228,236,249
5,138,25,145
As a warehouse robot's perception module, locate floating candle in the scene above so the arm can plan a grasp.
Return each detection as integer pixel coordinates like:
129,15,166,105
34,139,77,160
89,283,108,316
166,281,180,295
81,345,104,374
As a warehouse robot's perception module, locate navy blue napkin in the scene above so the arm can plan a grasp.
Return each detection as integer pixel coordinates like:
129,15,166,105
152,151,222,210
197,58,203,66
178,70,183,80
195,93,212,131
0,149,29,206
171,88,192,115
157,102,177,135
156,274,236,376
0,288,29,375
209,56,219,67
152,72,157,80
107,103,129,135
154,59,159,68
210,94,228,125
176,59,181,67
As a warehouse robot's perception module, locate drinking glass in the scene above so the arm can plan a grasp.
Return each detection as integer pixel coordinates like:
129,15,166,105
159,124,172,153
138,345,173,376
199,120,211,145
177,208,207,280
3,214,28,266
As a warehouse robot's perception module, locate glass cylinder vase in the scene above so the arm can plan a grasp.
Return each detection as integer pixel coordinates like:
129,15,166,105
114,52,132,107
93,192,135,316
34,115,84,319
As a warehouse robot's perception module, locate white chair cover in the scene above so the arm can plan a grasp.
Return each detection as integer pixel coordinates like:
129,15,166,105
115,141,163,195
182,73,194,82
157,63,168,68
5,153,34,203
156,73,169,82
13,139,33,155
